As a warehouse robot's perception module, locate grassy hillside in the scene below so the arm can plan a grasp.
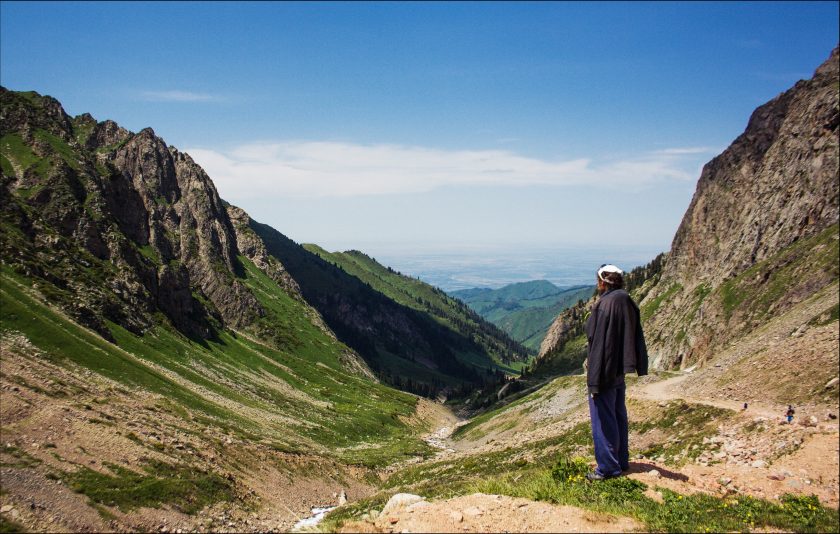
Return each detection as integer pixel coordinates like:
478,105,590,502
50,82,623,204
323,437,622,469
0,263,428,463
301,245,528,374
239,222,521,397
451,281,594,352
0,255,447,530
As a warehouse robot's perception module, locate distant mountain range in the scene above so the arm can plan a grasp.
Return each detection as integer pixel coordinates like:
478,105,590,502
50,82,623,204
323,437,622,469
450,280,593,352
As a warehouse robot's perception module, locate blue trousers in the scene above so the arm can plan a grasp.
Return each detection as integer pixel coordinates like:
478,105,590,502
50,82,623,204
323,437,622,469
588,383,629,477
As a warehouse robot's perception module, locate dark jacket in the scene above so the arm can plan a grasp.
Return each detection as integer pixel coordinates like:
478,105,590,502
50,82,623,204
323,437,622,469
585,289,648,395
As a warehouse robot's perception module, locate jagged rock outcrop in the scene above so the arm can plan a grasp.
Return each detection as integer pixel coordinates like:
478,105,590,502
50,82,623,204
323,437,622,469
537,47,839,375
538,297,593,358
665,47,839,287
1,87,264,337
641,46,839,370
226,204,301,296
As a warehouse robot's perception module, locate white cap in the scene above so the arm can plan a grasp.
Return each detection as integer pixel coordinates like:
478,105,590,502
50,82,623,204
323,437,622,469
597,264,623,282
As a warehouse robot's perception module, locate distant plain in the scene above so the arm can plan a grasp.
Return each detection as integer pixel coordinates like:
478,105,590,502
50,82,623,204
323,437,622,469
373,246,661,291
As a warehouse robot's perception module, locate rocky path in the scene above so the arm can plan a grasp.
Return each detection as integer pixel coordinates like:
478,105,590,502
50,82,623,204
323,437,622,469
633,372,785,419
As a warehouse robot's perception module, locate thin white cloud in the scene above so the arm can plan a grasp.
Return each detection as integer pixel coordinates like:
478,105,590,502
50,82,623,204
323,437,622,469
140,90,216,102
186,141,706,199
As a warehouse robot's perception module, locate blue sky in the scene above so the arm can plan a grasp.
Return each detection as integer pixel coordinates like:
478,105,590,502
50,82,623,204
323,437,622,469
2,2,838,272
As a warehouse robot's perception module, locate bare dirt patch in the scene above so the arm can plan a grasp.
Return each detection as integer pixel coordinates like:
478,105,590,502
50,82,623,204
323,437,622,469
339,492,642,533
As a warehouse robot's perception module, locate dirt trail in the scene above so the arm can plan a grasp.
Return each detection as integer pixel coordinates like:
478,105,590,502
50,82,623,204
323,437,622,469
633,373,785,419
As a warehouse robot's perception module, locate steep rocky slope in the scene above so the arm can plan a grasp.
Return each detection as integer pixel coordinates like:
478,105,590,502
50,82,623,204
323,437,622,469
1,89,264,341
642,46,838,371
1,87,521,396
538,48,839,390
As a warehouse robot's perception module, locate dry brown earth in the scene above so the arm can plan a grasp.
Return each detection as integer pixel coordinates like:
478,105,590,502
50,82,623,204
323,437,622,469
339,493,642,533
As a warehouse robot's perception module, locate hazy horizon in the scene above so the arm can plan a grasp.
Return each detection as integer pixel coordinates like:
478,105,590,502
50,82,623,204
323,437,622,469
327,243,661,292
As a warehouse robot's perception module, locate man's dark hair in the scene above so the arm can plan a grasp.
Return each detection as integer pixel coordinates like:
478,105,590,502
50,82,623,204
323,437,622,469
601,271,624,289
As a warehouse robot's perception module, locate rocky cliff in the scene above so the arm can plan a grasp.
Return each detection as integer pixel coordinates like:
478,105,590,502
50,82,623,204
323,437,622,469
665,48,838,287
642,46,838,370
538,47,839,375
1,88,264,340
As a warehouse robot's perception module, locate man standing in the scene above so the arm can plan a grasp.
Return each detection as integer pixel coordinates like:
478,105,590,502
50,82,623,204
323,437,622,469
584,264,649,481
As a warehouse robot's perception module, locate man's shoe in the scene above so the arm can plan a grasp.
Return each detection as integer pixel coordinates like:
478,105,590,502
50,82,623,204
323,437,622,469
586,471,622,481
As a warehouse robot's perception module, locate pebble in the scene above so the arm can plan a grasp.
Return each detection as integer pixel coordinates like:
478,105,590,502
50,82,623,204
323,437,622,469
0,505,13,513
648,469,662,479
450,511,463,523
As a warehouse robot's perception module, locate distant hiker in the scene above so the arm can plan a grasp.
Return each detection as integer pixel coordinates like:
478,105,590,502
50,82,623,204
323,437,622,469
584,264,648,481
743,402,748,411
786,405,795,424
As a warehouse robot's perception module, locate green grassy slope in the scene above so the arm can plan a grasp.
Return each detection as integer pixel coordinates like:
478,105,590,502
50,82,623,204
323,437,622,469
0,263,429,467
244,221,520,397
303,246,528,371
451,281,594,351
